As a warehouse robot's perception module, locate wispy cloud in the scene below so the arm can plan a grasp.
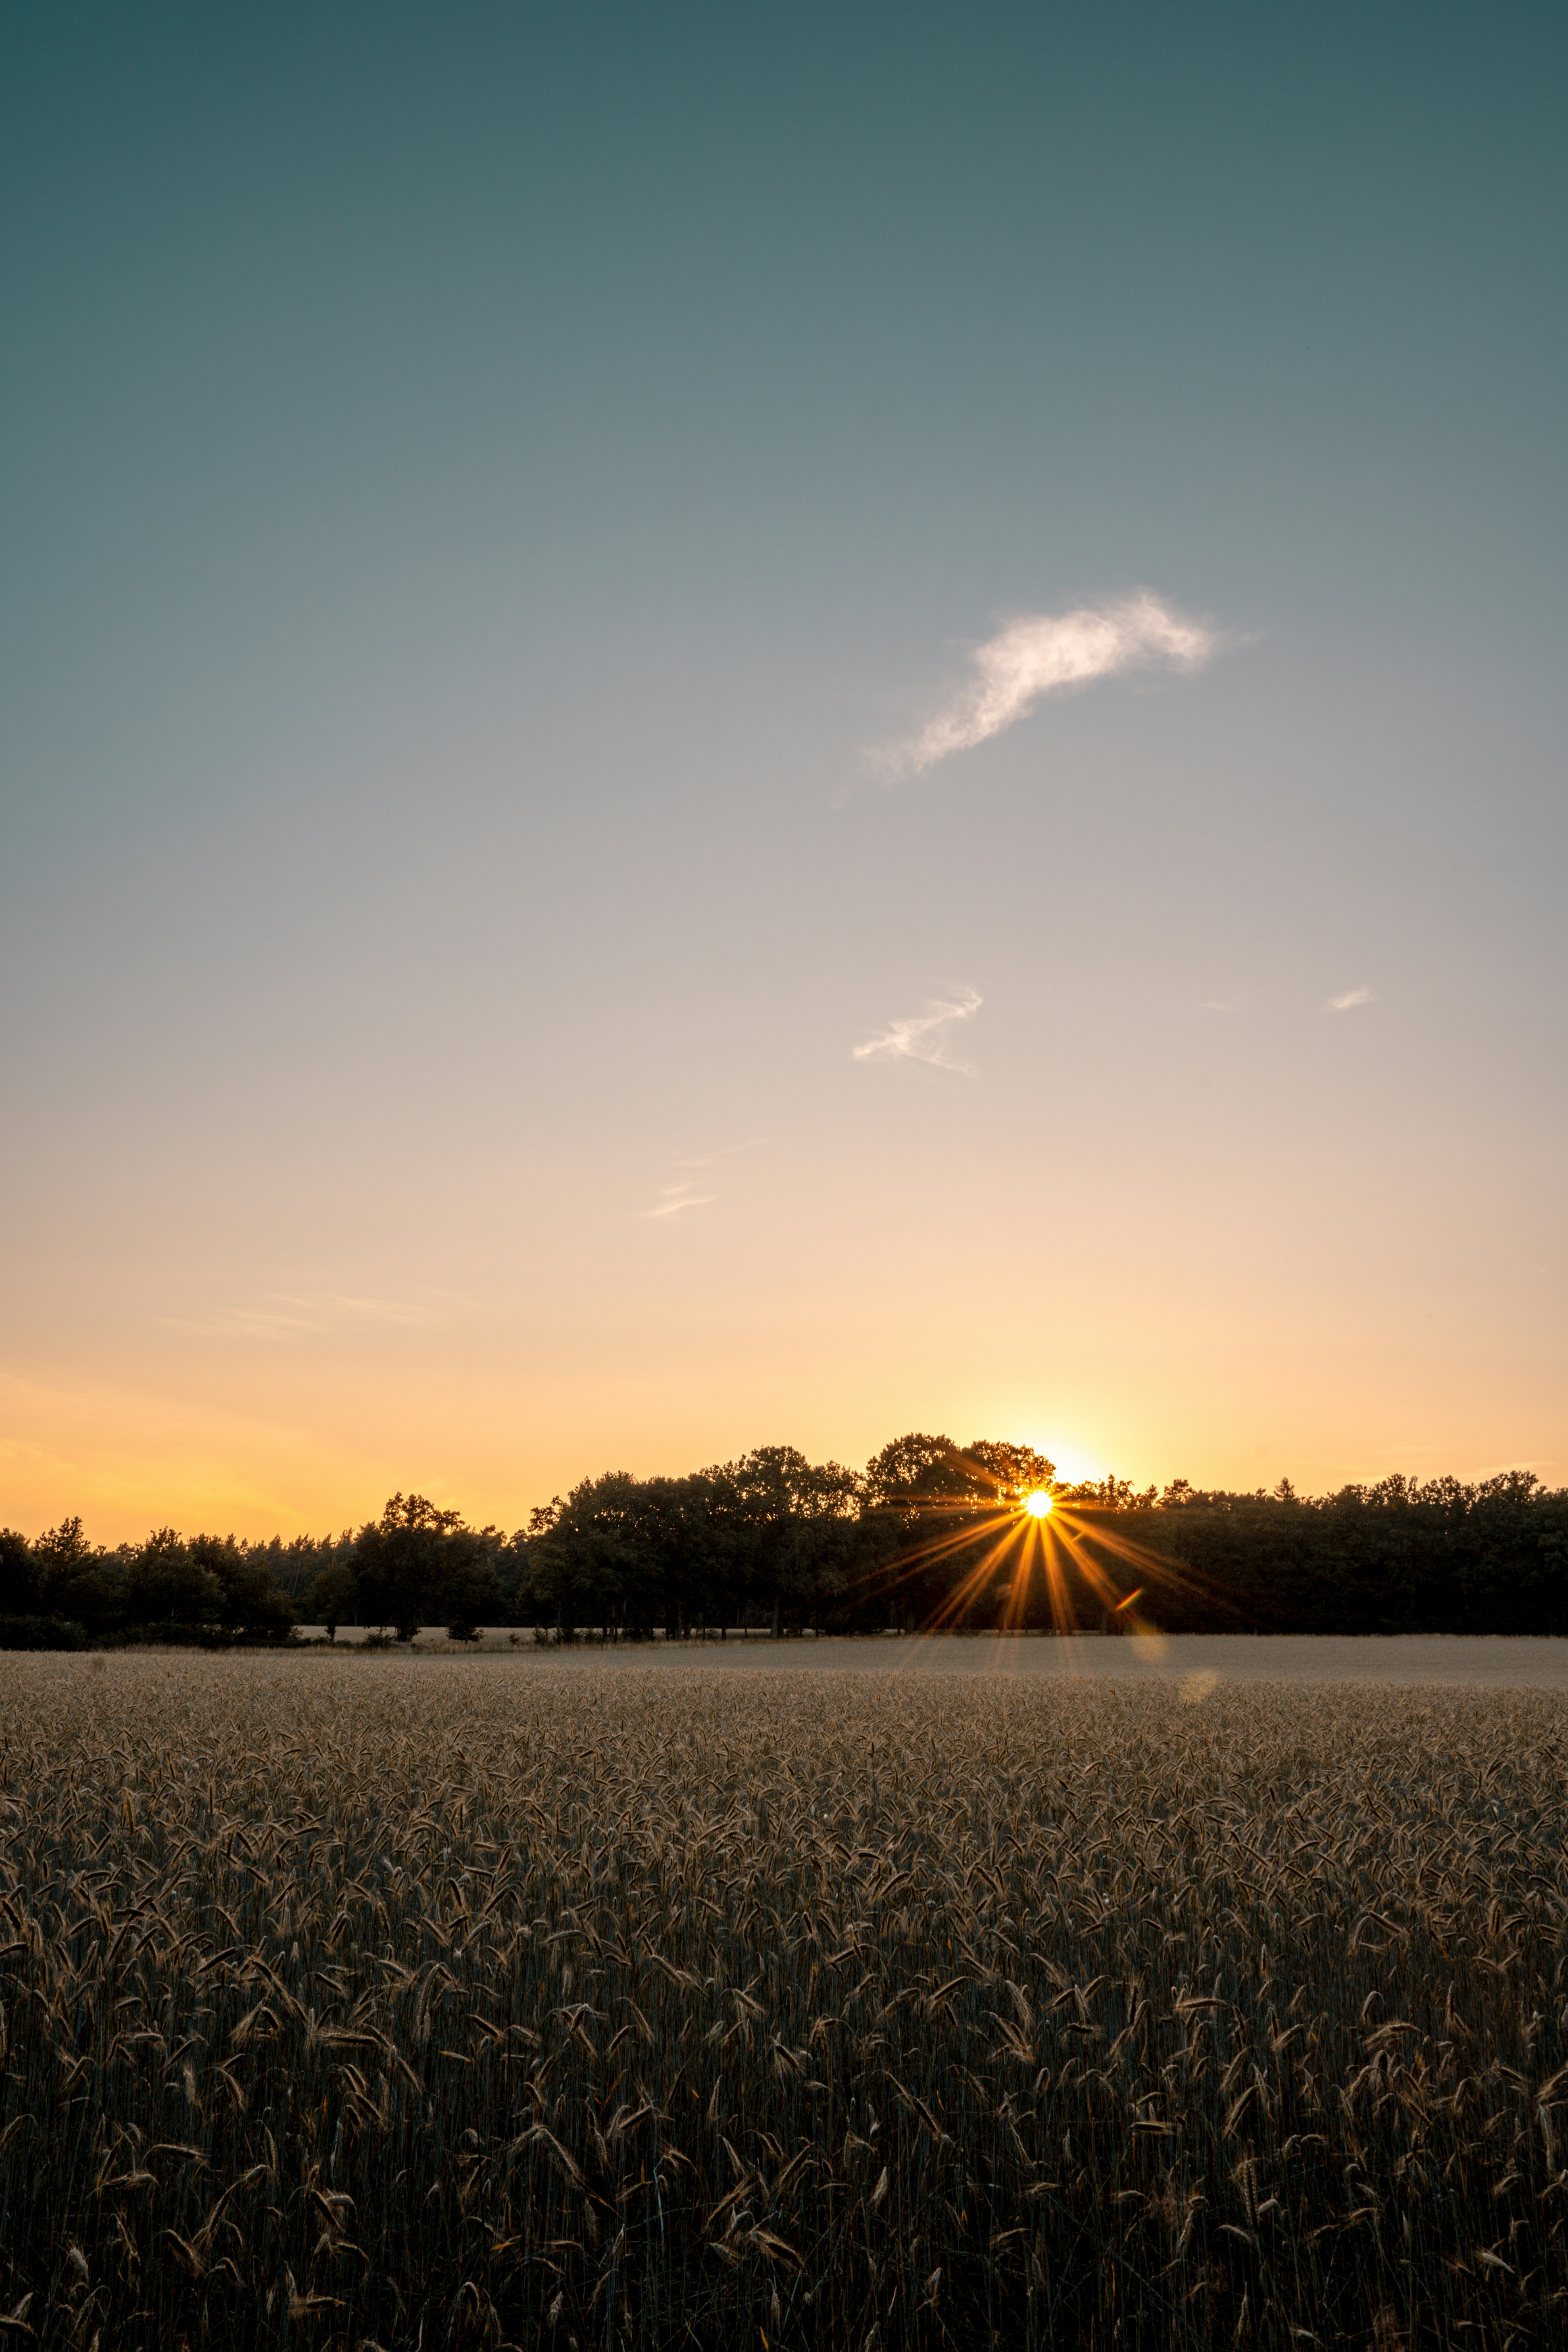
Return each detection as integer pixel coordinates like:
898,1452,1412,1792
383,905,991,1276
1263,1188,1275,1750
1326,985,1375,1013
641,1176,718,1219
638,1141,761,1219
1199,995,1243,1012
873,592,1219,779
159,1294,444,1343
853,986,982,1074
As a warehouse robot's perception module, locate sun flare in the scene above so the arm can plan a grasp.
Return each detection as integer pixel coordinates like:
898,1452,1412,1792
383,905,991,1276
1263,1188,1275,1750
1023,1489,1053,1519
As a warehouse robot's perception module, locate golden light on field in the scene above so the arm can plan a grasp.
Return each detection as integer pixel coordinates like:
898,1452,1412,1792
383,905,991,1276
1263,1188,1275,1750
0,1657,1557,2343
1023,1489,1053,1518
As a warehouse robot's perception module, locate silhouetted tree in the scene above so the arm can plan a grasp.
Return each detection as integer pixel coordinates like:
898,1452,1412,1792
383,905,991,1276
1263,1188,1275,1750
189,1535,297,1640
34,1518,119,1632
352,1494,499,1641
0,1530,39,1617
12,1453,1568,1650
306,1562,360,1639
963,1441,1057,1508
706,1447,865,1634
634,1474,724,1636
124,1530,224,1631
518,1476,643,1639
864,1435,1017,1628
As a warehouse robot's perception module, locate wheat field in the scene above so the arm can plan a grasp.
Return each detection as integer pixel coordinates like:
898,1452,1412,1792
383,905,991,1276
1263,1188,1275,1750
0,1654,1564,2349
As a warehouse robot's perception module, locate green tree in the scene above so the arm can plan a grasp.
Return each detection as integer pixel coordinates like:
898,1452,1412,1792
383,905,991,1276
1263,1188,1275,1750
352,1495,498,1641
963,1440,1057,1508
124,1530,224,1631
862,1434,990,1628
188,1535,297,1640
707,1448,863,1635
444,1536,503,1641
864,1432,984,1523
860,1436,1070,1630
35,1517,119,1631
0,1530,39,1617
305,1562,360,1639
519,1476,641,1640
629,1475,721,1637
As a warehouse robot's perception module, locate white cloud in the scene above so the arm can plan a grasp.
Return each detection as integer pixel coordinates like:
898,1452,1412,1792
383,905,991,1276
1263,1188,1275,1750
638,1141,761,1219
853,986,982,1074
1326,985,1375,1013
641,1180,717,1219
875,592,1219,778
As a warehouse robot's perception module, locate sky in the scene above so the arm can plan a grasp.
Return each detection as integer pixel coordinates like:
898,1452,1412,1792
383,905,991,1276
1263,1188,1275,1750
2,2,1564,1541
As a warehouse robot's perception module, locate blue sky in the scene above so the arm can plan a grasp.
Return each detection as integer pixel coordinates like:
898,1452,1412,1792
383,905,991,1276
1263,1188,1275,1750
2,2,1563,1534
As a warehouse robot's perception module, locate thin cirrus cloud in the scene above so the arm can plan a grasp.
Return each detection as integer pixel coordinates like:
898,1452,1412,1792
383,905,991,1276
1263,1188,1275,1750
853,986,982,1075
638,1141,763,1219
158,1294,444,1343
1326,986,1376,1013
641,1170,719,1220
874,592,1220,779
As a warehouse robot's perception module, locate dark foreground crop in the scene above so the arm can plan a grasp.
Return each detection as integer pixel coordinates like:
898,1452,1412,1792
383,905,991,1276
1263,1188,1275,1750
0,1654,1564,2348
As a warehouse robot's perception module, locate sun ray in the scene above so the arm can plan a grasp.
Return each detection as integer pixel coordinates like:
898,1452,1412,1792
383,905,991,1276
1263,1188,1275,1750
830,1480,1247,1643
918,1522,1025,1634
999,1519,1041,1631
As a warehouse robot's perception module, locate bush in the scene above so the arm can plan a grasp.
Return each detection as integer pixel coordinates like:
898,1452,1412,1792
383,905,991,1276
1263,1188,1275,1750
0,1614,88,1651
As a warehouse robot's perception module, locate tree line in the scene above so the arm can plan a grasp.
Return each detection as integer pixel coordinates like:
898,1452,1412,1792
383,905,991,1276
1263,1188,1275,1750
2,1435,1565,1647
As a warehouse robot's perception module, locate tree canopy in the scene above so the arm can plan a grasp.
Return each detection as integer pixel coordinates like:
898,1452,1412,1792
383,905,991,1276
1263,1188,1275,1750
3,1448,1565,1646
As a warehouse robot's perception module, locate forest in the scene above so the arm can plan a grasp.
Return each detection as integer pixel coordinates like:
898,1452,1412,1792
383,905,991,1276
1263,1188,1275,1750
2,1435,1565,1646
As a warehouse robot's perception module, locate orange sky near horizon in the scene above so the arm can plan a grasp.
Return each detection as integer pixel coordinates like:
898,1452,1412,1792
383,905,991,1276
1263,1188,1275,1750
3,1123,1556,1544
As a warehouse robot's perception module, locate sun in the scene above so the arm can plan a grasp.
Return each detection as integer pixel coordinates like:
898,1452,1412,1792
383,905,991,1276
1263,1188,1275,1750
1023,1489,1053,1519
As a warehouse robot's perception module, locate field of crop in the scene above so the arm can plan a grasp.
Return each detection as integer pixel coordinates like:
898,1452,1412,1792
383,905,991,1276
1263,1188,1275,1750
0,1656,1565,2349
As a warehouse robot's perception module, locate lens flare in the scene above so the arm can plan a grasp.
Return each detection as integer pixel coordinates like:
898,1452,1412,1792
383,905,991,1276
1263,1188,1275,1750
841,1443,1200,1648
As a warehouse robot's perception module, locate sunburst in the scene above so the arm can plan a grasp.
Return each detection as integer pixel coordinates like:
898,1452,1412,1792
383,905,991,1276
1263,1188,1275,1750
854,1455,1214,1642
